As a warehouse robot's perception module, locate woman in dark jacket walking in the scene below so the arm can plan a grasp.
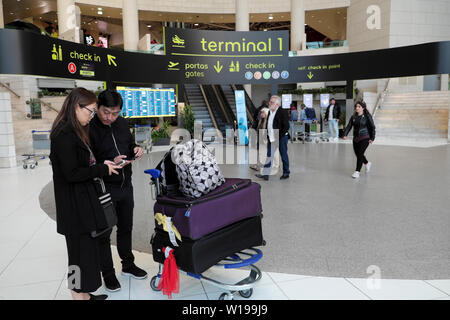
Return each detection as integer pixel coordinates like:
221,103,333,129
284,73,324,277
343,101,376,179
50,88,120,300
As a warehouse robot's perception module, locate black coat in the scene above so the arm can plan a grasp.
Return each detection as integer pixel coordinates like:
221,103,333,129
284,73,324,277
324,104,341,120
344,112,376,141
89,115,138,187
50,121,110,236
267,107,290,140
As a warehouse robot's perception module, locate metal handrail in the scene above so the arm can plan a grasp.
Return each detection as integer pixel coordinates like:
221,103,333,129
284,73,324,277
373,78,391,117
0,82,21,98
199,84,219,131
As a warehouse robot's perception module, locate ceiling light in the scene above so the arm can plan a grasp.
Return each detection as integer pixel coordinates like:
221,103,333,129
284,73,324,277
147,25,151,27
194,23,199,26
268,15,274,20
263,29,267,31
98,11,103,15
98,7,102,10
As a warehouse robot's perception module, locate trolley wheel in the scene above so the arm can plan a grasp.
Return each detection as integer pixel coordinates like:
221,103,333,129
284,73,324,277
23,164,28,169
219,293,233,300
239,288,253,299
30,164,36,169
150,276,161,291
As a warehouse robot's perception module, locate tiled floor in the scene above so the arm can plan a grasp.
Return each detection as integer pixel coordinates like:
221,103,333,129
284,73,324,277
1,160,449,300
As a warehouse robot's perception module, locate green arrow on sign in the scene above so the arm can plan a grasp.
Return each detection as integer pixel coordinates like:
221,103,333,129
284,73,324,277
214,61,223,73
107,54,117,67
307,71,314,79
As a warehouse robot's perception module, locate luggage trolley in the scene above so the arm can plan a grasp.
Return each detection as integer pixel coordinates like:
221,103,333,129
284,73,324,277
145,169,264,300
22,130,51,169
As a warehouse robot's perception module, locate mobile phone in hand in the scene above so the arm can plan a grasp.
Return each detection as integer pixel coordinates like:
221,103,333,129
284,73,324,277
115,159,126,166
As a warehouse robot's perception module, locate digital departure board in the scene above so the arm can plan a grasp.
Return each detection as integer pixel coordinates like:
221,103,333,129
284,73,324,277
116,86,176,118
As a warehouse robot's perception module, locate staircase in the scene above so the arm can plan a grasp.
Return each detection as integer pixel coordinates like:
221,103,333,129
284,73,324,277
184,84,214,132
375,91,449,142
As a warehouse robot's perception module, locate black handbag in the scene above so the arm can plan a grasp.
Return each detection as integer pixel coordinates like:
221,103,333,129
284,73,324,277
86,144,118,238
91,177,118,238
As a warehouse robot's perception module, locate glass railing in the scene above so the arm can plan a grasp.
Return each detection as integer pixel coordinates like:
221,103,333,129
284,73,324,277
306,40,347,49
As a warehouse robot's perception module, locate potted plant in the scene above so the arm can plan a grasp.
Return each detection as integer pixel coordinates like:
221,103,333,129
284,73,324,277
182,104,195,136
151,120,170,145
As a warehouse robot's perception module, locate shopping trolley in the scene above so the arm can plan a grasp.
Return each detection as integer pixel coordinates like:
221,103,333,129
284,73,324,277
145,169,264,300
134,124,152,153
21,130,51,169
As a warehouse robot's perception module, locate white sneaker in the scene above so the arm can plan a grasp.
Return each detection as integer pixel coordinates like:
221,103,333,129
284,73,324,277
352,171,360,179
365,162,372,173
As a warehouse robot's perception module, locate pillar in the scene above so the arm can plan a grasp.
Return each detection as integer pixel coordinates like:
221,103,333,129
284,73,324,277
0,0,4,28
441,74,449,91
123,0,139,51
235,0,251,98
0,92,16,168
57,0,81,43
290,0,305,51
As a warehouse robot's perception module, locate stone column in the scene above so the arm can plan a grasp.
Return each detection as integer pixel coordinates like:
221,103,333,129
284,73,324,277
0,0,4,29
290,0,305,51
0,92,16,168
441,74,449,91
57,0,81,43
235,0,251,98
123,0,139,51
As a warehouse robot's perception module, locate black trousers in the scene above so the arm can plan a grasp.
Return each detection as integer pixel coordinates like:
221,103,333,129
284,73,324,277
65,233,102,293
353,138,370,172
98,184,135,278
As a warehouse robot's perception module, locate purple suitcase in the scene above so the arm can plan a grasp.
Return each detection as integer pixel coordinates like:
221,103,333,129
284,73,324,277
153,178,262,240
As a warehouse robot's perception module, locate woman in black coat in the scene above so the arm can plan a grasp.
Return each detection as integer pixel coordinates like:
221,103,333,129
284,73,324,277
343,101,376,179
50,88,120,300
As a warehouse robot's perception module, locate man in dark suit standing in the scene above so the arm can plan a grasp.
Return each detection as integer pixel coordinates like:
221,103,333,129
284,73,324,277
255,95,290,181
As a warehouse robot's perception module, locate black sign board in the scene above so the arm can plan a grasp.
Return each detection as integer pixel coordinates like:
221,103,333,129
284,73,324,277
0,29,449,85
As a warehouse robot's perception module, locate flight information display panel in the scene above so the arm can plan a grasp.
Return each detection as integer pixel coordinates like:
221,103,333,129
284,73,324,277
116,86,176,118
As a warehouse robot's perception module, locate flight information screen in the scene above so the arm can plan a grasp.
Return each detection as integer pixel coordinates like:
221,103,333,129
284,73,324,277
116,86,176,118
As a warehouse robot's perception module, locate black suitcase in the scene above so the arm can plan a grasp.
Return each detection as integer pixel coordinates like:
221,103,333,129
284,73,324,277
150,216,264,274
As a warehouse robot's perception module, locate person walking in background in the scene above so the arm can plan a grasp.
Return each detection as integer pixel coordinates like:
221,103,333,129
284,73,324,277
343,101,376,179
324,98,340,142
50,88,121,300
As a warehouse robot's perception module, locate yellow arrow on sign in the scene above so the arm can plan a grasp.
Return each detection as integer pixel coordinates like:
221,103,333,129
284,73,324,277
307,71,314,79
107,54,117,67
214,61,223,73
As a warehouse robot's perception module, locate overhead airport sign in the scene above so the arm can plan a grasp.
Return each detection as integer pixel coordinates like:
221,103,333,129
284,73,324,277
0,29,449,85
164,27,289,83
164,28,289,57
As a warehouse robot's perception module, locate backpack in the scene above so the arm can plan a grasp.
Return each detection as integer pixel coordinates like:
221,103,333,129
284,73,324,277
305,107,316,120
172,139,225,198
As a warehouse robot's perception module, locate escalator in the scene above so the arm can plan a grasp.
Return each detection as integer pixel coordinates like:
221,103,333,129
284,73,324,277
184,83,214,130
219,84,256,126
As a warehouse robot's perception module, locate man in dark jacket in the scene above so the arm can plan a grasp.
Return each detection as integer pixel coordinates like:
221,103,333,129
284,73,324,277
89,89,146,292
255,95,290,181
324,98,341,141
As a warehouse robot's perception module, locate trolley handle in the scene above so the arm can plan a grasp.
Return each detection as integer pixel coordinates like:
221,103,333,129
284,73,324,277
31,130,51,133
223,248,263,269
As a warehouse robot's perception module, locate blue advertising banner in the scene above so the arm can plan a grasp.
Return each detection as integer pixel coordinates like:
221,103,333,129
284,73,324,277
234,90,248,146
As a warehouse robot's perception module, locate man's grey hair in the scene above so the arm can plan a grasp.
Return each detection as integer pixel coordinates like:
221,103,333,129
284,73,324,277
270,95,281,107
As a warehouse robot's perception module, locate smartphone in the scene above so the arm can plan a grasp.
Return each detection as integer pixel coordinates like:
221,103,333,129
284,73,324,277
115,159,126,166
126,155,137,161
